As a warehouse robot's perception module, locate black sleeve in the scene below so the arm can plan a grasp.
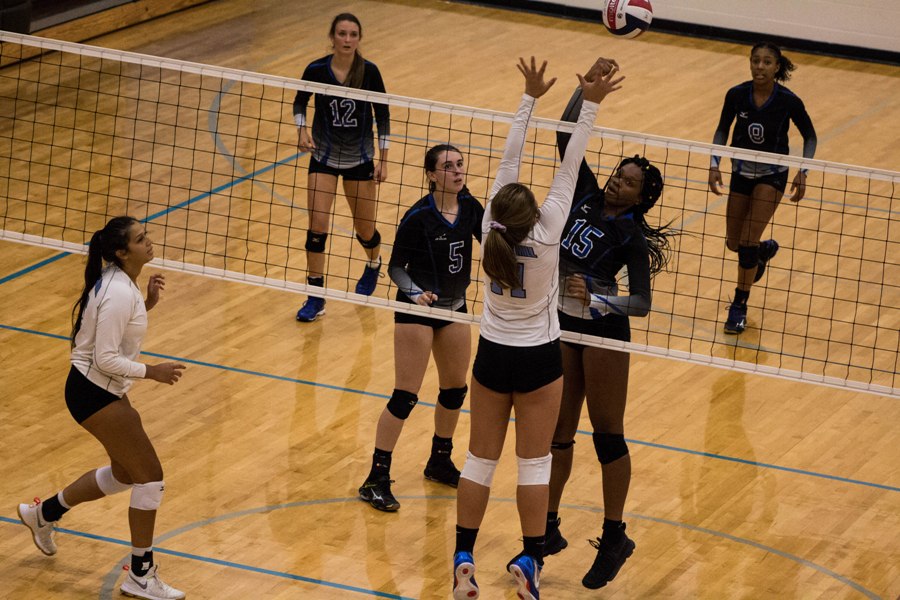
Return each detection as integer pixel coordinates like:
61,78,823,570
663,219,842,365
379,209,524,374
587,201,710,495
791,96,817,159
469,194,485,244
367,63,390,139
624,234,652,313
557,87,601,204
389,210,418,269
292,63,315,117
711,88,738,161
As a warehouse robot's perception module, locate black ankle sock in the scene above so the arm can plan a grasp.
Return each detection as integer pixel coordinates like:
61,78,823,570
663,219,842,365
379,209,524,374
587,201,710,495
455,525,478,554
368,448,392,481
308,276,324,288
131,551,154,577
523,536,545,563
547,511,559,525
602,518,624,543
40,494,69,523
733,288,750,306
430,434,453,459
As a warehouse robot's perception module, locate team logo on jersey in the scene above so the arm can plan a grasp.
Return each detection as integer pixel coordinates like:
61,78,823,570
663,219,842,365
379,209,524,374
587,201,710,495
748,122,765,144
435,234,447,241
739,111,749,119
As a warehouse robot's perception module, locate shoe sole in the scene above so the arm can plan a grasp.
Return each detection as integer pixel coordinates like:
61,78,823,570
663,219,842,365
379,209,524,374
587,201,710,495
358,490,400,512
509,563,539,600
121,585,186,600
296,308,326,322
453,561,479,599
582,538,635,589
723,323,745,334
17,504,55,556
423,473,459,488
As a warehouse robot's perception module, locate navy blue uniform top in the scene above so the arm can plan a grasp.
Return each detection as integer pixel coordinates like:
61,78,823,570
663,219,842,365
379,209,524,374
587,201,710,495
293,55,390,169
556,88,651,320
712,81,817,178
389,190,484,311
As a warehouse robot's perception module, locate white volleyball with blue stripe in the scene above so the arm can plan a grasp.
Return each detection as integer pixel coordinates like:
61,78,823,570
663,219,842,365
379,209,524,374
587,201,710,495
602,0,653,38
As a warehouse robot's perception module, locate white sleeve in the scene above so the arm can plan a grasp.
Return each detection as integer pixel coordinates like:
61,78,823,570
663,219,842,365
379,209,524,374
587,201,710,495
538,99,599,239
487,94,537,205
93,291,147,379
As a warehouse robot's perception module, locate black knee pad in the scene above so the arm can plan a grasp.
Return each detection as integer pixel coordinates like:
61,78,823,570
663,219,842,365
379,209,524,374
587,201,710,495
305,230,328,253
356,229,381,249
551,440,575,451
737,245,760,270
437,385,467,410
593,432,628,464
386,389,418,420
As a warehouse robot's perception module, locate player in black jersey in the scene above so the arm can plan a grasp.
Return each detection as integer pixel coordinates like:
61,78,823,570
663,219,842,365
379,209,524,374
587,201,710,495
292,13,391,322
708,42,817,334
359,144,483,512
543,57,677,592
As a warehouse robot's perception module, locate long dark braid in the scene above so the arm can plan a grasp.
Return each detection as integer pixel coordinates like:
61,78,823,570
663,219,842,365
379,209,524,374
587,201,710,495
620,155,678,276
71,216,137,345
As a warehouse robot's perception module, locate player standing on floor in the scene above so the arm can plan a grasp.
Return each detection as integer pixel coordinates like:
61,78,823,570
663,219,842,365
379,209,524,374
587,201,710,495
358,143,483,511
452,57,623,600
542,57,677,591
17,216,187,600
708,41,816,334
293,12,391,322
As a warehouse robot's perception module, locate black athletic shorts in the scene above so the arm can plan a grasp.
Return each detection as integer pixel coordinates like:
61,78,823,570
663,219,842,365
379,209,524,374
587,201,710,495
472,336,562,394
559,310,631,346
65,366,121,424
308,156,375,181
730,169,789,195
394,302,468,329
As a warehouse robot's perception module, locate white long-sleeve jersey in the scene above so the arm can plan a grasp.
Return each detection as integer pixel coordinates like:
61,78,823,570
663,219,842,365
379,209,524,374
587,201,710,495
71,264,147,396
479,93,600,346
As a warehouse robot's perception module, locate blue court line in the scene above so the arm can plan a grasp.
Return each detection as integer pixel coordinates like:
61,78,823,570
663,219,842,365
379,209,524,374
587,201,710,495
0,514,413,600
0,252,71,284
1,493,882,600
1,322,897,494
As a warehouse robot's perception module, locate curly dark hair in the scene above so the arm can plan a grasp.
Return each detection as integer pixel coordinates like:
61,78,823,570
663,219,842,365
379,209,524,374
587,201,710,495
618,155,678,275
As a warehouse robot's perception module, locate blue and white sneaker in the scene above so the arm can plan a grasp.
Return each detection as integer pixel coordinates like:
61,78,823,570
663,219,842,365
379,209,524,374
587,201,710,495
452,551,478,599
296,296,326,322
507,553,541,600
723,302,747,334
355,260,382,296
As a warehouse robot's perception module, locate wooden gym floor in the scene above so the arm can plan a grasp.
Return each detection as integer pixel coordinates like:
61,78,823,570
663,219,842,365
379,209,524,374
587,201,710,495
1,1,898,598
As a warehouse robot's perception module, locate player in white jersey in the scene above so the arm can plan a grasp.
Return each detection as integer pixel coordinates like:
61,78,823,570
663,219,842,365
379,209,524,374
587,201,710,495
452,57,624,600
16,216,187,600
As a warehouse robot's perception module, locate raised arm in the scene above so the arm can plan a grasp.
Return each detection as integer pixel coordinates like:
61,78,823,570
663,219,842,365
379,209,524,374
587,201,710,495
539,67,624,238
488,57,557,202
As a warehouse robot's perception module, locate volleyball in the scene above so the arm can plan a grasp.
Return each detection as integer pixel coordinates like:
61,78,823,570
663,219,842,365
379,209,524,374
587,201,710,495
602,0,653,38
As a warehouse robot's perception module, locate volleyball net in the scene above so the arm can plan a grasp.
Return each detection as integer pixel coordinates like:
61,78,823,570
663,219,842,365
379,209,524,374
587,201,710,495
1,32,897,397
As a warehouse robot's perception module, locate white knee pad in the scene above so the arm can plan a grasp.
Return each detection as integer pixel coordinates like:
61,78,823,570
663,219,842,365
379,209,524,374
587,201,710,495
460,452,499,487
95,466,131,496
517,453,552,486
130,481,165,511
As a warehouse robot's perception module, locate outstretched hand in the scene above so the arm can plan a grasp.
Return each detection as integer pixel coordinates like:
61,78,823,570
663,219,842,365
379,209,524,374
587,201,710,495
517,56,557,99
578,65,624,105
585,57,619,82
